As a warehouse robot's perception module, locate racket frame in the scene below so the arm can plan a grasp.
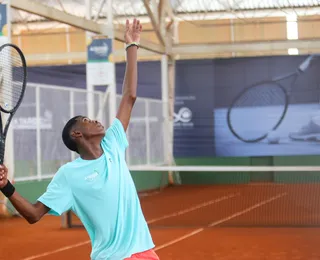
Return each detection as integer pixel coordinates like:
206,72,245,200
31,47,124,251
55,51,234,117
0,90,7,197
226,81,289,143
0,44,27,164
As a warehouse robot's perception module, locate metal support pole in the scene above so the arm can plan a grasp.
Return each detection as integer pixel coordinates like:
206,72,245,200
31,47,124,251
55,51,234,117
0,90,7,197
85,0,95,118
65,26,71,64
107,0,116,126
36,86,42,180
167,57,175,167
93,0,107,22
230,18,235,57
161,55,169,165
69,91,75,161
145,100,151,165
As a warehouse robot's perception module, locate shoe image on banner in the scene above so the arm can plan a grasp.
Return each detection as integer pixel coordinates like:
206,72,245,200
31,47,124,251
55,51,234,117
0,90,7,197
289,116,320,141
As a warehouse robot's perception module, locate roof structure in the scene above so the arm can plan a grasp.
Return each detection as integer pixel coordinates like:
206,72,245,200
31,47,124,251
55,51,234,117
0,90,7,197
12,0,320,24
7,0,320,60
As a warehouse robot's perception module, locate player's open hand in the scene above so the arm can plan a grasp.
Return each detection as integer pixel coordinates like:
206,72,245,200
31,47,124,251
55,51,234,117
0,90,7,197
0,164,8,189
125,18,142,44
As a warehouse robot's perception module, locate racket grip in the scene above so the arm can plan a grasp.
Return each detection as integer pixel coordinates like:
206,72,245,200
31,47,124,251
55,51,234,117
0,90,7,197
0,139,5,165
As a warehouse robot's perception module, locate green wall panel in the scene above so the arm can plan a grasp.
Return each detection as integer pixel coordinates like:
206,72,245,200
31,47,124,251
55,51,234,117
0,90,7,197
14,179,51,203
130,171,168,191
175,157,251,166
273,155,320,183
175,157,251,184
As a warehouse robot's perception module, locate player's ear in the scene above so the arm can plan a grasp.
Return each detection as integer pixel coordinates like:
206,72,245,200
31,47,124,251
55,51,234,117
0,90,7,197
70,130,82,138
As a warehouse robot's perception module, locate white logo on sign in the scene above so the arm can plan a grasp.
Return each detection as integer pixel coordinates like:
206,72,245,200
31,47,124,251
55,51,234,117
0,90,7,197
174,107,194,128
13,110,53,130
174,107,192,123
90,43,109,57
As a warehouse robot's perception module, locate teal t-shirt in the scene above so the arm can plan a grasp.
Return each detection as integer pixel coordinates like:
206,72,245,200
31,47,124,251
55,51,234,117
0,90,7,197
38,119,155,260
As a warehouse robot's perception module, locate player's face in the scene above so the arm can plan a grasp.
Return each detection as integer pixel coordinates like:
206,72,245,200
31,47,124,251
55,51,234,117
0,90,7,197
78,117,105,137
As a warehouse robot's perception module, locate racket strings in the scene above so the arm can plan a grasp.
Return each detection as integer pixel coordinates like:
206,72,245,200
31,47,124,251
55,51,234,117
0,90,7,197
229,83,287,142
233,87,285,108
0,87,24,97
0,46,25,111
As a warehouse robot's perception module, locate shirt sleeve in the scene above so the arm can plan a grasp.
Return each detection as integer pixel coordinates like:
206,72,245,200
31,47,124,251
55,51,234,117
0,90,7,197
104,118,129,152
37,167,73,216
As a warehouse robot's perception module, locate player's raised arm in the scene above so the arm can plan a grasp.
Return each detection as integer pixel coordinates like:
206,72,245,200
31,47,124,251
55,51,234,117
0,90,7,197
116,19,142,131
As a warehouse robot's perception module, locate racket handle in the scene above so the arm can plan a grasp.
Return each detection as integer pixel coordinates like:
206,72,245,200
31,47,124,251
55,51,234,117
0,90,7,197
0,139,5,165
299,56,313,72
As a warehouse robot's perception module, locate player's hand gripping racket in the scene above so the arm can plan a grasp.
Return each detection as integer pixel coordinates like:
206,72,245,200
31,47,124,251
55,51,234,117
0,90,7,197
227,55,318,143
0,44,27,164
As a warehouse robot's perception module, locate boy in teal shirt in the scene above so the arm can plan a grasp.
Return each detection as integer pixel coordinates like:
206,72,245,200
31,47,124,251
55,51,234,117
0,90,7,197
0,19,159,260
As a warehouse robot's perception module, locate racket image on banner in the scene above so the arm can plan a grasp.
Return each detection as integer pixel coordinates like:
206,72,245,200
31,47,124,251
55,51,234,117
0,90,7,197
227,54,320,144
0,43,27,164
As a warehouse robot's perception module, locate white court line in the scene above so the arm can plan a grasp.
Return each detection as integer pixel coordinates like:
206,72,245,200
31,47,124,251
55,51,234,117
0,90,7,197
21,241,91,260
154,192,287,251
147,193,239,224
20,194,238,260
21,193,284,259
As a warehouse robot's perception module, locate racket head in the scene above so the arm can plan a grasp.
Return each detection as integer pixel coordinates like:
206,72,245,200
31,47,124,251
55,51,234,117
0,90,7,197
227,81,289,143
0,43,27,114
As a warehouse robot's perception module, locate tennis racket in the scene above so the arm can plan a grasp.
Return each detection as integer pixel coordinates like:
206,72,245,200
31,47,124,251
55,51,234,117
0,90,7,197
0,44,27,164
227,55,318,143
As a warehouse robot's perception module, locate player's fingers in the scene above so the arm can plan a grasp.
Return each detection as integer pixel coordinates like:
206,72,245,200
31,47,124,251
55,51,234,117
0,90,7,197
126,19,129,30
136,20,140,30
139,24,142,32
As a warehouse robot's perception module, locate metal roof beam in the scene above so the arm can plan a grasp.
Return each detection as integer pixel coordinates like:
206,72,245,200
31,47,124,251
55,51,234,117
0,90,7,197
174,7,320,20
24,39,320,64
173,39,320,54
142,0,166,46
10,0,165,54
112,7,320,22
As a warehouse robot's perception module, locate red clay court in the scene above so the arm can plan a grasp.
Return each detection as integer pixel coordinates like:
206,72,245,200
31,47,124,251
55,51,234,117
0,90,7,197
2,183,320,260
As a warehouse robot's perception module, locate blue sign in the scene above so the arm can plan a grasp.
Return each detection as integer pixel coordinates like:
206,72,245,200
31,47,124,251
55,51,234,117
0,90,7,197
174,60,216,157
87,38,112,62
174,56,320,158
0,4,7,36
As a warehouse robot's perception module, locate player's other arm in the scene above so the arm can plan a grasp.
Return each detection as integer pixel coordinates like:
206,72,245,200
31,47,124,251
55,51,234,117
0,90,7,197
0,165,49,224
116,19,142,131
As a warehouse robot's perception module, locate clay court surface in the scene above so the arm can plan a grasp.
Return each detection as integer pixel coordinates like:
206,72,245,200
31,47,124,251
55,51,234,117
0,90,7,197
2,185,320,260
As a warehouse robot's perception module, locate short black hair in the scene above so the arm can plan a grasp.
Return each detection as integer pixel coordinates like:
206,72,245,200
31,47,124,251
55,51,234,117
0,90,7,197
62,115,83,153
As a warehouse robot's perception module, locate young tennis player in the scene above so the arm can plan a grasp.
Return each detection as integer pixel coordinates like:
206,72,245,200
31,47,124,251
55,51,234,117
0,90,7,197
0,19,159,260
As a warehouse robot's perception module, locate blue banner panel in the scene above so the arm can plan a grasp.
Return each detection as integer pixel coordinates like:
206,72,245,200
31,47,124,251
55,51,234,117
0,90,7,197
174,60,215,157
26,55,320,158
174,55,320,157
0,4,7,36
213,55,320,157
87,37,112,62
